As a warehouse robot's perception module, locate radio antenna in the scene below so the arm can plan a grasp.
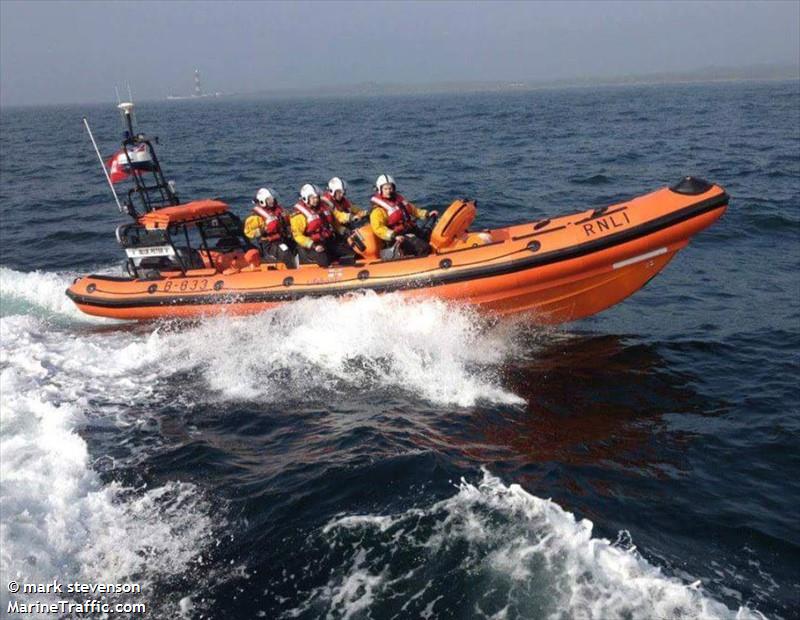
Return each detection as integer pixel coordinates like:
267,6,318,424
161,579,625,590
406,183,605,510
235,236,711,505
117,101,136,137
83,117,124,213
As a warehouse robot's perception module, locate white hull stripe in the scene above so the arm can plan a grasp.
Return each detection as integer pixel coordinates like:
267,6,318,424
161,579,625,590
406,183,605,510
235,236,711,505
613,247,668,269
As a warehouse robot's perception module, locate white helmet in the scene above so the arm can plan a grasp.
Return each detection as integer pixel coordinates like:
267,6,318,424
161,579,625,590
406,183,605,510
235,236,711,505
254,187,279,207
300,183,321,204
328,177,347,195
375,174,395,191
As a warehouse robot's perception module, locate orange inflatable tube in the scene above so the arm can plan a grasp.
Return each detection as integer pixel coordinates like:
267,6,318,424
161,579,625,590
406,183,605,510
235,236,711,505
66,178,728,323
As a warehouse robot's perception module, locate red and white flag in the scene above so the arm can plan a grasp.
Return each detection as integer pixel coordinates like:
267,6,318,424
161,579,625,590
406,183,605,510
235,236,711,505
106,144,154,184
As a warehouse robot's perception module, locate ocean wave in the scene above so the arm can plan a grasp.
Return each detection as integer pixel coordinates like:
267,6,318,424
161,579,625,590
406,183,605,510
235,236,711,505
0,266,114,323
0,266,526,408
156,292,525,407
0,315,219,618
569,174,612,186
286,469,766,619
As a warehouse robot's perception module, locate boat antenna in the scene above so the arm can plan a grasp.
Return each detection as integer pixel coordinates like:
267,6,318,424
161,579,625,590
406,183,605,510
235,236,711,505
118,101,136,137
82,117,124,213
114,101,178,210
114,85,121,105
126,81,133,103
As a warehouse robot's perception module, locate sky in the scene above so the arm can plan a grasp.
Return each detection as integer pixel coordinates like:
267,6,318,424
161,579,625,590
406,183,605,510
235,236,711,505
1,0,798,107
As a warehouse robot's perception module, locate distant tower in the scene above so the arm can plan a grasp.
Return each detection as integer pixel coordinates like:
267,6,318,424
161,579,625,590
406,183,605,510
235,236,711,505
194,69,203,97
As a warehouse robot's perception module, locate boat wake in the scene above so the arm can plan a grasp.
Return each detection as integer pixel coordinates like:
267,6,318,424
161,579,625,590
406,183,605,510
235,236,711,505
0,267,526,615
153,291,526,407
0,266,113,323
0,315,222,617
2,266,524,407
0,267,766,619
287,469,766,620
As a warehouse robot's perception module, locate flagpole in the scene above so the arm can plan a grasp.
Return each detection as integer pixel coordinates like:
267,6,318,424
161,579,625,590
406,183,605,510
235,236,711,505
83,117,124,213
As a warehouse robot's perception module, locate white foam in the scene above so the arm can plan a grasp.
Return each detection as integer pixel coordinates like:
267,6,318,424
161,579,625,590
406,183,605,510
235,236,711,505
0,275,530,617
314,470,767,620
157,292,525,407
0,266,527,405
0,315,215,617
2,267,525,406
0,266,114,323
327,549,386,620
0,269,771,618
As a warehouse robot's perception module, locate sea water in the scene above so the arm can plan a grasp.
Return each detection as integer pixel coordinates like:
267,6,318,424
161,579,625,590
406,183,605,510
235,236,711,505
1,80,798,618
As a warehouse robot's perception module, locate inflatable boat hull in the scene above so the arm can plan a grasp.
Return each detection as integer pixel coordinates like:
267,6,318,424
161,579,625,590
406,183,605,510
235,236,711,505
66,183,728,324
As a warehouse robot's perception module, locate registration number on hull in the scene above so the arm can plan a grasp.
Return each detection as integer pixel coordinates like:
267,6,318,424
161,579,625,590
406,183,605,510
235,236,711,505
162,279,209,292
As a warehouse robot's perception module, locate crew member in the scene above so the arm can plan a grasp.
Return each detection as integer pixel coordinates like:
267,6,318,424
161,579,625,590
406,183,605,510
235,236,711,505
369,174,438,259
321,177,366,235
290,184,354,267
243,187,294,268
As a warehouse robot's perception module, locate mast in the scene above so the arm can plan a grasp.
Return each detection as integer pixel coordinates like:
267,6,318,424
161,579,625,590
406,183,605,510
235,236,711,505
117,102,179,216
194,69,203,97
83,117,124,212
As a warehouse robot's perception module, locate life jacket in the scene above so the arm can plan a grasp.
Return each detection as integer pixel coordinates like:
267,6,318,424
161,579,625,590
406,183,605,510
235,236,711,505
321,191,354,214
293,201,334,242
370,193,414,233
253,205,287,242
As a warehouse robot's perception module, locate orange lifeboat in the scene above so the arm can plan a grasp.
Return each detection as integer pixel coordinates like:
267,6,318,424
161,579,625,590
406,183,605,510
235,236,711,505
66,177,728,323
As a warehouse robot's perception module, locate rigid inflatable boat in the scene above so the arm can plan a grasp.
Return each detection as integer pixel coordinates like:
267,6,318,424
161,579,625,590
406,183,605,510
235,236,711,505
66,104,728,323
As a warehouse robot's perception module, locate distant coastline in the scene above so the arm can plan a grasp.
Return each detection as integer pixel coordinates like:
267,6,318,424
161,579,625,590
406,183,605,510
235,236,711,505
235,63,799,101
1,63,797,109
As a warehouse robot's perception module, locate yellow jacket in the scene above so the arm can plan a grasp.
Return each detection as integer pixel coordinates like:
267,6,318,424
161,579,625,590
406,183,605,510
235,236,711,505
290,210,338,249
322,196,366,236
332,203,366,222
370,201,428,242
341,203,366,219
244,209,289,242
243,214,265,241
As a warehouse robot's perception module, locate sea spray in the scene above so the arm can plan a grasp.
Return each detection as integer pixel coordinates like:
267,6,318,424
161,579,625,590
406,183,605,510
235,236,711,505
0,315,217,617
0,266,114,323
291,469,766,619
1,267,525,406
155,292,525,407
